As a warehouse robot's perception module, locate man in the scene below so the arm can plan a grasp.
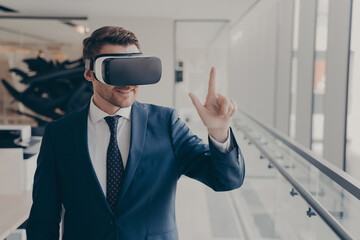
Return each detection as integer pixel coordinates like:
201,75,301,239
26,26,245,240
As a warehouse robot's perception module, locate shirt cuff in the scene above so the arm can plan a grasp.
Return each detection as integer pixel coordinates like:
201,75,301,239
208,128,233,153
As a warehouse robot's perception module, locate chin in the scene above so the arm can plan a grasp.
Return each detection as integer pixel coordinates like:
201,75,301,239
113,98,135,108
95,85,137,109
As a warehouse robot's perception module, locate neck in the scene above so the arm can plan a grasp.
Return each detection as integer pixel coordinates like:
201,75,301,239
93,94,120,115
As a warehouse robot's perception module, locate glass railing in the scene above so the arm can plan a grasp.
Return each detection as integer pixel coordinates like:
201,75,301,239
229,110,360,240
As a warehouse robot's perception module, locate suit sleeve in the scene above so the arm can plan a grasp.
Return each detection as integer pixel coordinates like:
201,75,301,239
170,109,245,191
26,124,62,240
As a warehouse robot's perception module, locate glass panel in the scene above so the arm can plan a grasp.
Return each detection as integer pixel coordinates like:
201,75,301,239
234,110,360,239
346,0,360,181
229,118,342,239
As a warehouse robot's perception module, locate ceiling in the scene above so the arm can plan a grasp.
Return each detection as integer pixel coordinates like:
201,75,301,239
0,19,88,47
0,0,258,53
0,0,257,20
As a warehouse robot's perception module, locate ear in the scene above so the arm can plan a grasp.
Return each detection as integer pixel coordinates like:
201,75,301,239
84,70,94,82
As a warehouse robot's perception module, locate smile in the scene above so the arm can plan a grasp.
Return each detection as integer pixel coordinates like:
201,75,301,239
116,90,132,93
115,89,134,95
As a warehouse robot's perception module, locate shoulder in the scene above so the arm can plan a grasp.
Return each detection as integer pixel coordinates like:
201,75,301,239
134,102,176,121
46,103,88,132
134,101,175,117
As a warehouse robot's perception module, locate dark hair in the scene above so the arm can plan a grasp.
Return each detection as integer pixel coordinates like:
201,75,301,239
82,26,140,60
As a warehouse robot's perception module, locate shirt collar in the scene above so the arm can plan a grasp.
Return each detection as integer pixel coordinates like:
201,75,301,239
89,97,132,124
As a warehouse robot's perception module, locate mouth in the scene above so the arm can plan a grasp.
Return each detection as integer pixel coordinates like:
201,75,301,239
114,88,134,96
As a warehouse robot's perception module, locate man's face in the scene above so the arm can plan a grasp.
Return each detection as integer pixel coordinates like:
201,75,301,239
85,44,140,109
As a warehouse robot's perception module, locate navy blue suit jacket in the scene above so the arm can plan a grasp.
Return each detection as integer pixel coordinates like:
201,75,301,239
26,101,245,240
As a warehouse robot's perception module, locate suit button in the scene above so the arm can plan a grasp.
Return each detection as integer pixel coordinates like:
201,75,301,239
110,219,115,225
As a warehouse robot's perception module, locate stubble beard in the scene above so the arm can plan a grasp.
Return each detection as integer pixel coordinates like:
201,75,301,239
96,85,137,108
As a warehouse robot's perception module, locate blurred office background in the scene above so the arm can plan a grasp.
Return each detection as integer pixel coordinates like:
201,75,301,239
0,0,359,239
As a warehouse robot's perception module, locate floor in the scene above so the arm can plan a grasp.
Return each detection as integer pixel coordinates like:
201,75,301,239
174,120,359,239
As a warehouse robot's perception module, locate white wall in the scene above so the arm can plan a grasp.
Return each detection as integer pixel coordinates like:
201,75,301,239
173,21,229,132
229,0,278,126
275,0,294,135
87,16,175,108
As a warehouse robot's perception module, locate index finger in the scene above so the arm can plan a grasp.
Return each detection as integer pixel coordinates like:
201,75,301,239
208,67,216,97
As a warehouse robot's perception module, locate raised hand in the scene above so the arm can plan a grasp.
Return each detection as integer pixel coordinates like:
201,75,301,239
189,67,237,142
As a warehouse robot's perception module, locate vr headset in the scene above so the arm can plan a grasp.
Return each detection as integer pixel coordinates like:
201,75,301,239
85,53,162,86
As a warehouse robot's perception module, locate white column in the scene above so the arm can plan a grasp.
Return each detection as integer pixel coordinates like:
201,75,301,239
322,0,352,170
295,0,317,148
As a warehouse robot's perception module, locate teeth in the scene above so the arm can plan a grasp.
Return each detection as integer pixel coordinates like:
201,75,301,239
116,90,132,93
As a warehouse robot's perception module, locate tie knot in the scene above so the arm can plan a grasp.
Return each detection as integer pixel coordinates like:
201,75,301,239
104,115,121,132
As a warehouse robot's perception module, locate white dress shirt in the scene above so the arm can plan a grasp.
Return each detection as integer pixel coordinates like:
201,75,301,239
87,98,232,196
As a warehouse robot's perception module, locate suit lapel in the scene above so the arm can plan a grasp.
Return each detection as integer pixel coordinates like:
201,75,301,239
73,102,114,215
115,101,148,215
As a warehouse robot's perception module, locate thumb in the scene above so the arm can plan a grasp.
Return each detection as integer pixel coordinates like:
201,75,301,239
189,93,205,115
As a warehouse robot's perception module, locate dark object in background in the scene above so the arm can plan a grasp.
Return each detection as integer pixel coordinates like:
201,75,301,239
31,126,45,137
2,56,93,126
175,70,183,83
175,60,183,82
0,129,22,147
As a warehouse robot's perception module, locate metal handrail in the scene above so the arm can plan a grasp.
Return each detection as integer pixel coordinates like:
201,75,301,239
237,109,360,201
234,120,354,240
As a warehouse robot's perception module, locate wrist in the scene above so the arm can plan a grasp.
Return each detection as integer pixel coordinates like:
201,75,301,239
208,127,229,143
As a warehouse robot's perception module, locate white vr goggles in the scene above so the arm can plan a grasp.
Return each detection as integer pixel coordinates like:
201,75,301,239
85,53,162,86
